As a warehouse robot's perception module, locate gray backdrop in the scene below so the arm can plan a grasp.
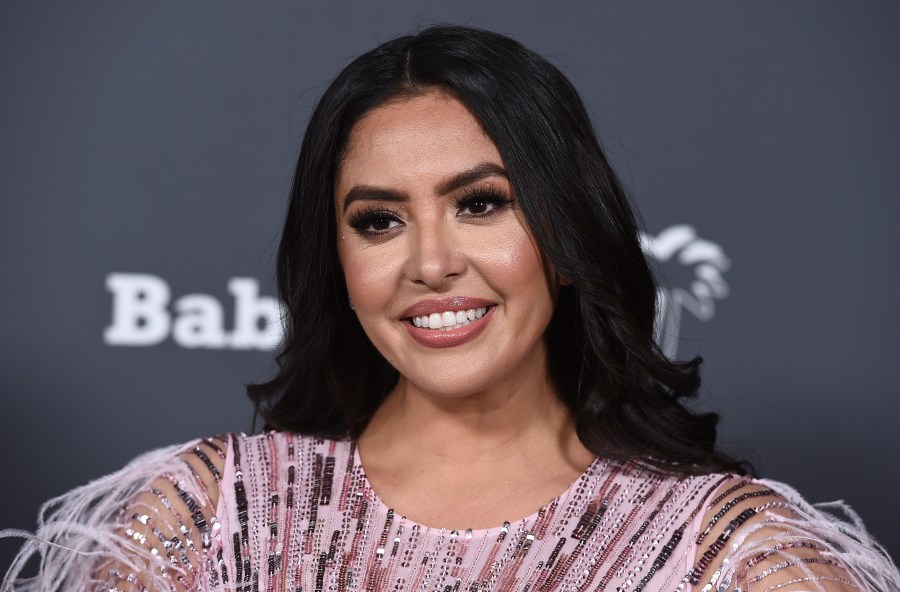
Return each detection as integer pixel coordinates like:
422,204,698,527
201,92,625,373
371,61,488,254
2,0,898,571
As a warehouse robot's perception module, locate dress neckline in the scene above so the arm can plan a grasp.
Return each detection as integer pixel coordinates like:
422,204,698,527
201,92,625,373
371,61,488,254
350,439,604,537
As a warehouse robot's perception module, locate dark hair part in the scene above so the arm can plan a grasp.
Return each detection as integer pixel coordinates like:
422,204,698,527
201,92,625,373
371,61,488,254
248,25,748,476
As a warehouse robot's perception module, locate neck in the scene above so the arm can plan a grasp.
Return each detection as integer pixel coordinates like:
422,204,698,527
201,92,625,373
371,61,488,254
359,350,589,470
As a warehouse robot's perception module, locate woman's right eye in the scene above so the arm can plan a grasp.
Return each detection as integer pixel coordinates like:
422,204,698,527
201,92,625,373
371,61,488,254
347,210,402,235
366,217,400,232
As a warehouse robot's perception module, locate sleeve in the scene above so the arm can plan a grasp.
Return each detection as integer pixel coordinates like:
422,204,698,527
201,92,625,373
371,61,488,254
686,477,900,592
0,435,229,592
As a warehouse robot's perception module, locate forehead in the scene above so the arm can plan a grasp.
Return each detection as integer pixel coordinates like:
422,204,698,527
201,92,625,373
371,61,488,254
336,90,503,193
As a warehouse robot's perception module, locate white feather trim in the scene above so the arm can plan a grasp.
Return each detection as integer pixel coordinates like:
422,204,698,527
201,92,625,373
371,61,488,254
0,440,210,592
709,478,900,592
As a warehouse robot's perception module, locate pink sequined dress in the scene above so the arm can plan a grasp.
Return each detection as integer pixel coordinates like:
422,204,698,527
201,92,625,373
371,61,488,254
2,431,898,591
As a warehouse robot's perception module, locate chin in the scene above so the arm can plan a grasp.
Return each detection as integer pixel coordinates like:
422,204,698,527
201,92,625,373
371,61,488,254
396,372,496,400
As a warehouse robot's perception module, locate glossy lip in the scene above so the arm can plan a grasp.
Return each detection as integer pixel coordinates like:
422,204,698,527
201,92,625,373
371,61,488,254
400,297,498,349
404,305,496,348
400,296,496,319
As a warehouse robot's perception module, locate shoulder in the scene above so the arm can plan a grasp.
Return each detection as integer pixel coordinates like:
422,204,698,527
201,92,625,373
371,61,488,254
686,474,900,592
226,430,351,463
94,431,342,590
222,430,354,490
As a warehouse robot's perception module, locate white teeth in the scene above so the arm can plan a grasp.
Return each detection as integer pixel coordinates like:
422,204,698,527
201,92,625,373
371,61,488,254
412,306,491,330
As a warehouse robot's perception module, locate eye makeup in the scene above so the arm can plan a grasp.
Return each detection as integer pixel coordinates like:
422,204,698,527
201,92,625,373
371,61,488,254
345,186,514,238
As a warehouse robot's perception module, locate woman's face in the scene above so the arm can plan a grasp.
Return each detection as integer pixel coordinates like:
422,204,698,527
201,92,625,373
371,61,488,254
335,89,558,398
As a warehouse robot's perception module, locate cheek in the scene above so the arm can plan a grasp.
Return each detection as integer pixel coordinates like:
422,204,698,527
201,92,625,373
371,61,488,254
339,244,403,309
472,225,548,298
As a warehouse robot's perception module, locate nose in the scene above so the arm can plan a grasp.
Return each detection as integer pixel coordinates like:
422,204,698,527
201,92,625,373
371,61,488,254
405,223,466,290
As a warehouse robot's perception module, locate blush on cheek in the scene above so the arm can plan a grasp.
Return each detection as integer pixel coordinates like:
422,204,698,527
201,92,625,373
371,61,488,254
341,249,403,312
474,230,544,287
343,259,370,292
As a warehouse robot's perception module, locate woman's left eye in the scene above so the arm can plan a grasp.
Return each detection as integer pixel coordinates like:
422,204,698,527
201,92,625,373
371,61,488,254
456,190,512,217
460,200,493,215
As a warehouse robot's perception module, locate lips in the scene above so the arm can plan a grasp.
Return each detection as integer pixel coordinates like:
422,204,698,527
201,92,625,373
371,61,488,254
411,306,490,330
401,296,495,319
401,297,496,348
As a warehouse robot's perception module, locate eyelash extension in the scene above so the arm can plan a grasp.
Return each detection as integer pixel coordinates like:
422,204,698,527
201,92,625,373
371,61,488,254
346,206,402,236
346,187,513,237
454,186,514,217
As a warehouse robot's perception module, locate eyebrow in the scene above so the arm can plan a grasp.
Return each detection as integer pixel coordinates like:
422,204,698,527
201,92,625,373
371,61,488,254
340,162,508,214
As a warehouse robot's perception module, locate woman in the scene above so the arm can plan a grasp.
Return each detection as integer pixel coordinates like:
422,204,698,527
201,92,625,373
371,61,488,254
3,25,898,592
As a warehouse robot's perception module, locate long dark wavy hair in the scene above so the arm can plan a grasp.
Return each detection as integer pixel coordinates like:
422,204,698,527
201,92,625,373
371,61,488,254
248,24,748,476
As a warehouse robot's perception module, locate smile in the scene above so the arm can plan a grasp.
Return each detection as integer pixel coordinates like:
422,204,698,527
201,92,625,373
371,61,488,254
401,299,497,348
410,307,490,331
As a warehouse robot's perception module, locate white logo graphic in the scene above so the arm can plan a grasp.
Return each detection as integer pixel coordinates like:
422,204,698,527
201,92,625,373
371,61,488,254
639,225,730,359
104,273,283,350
